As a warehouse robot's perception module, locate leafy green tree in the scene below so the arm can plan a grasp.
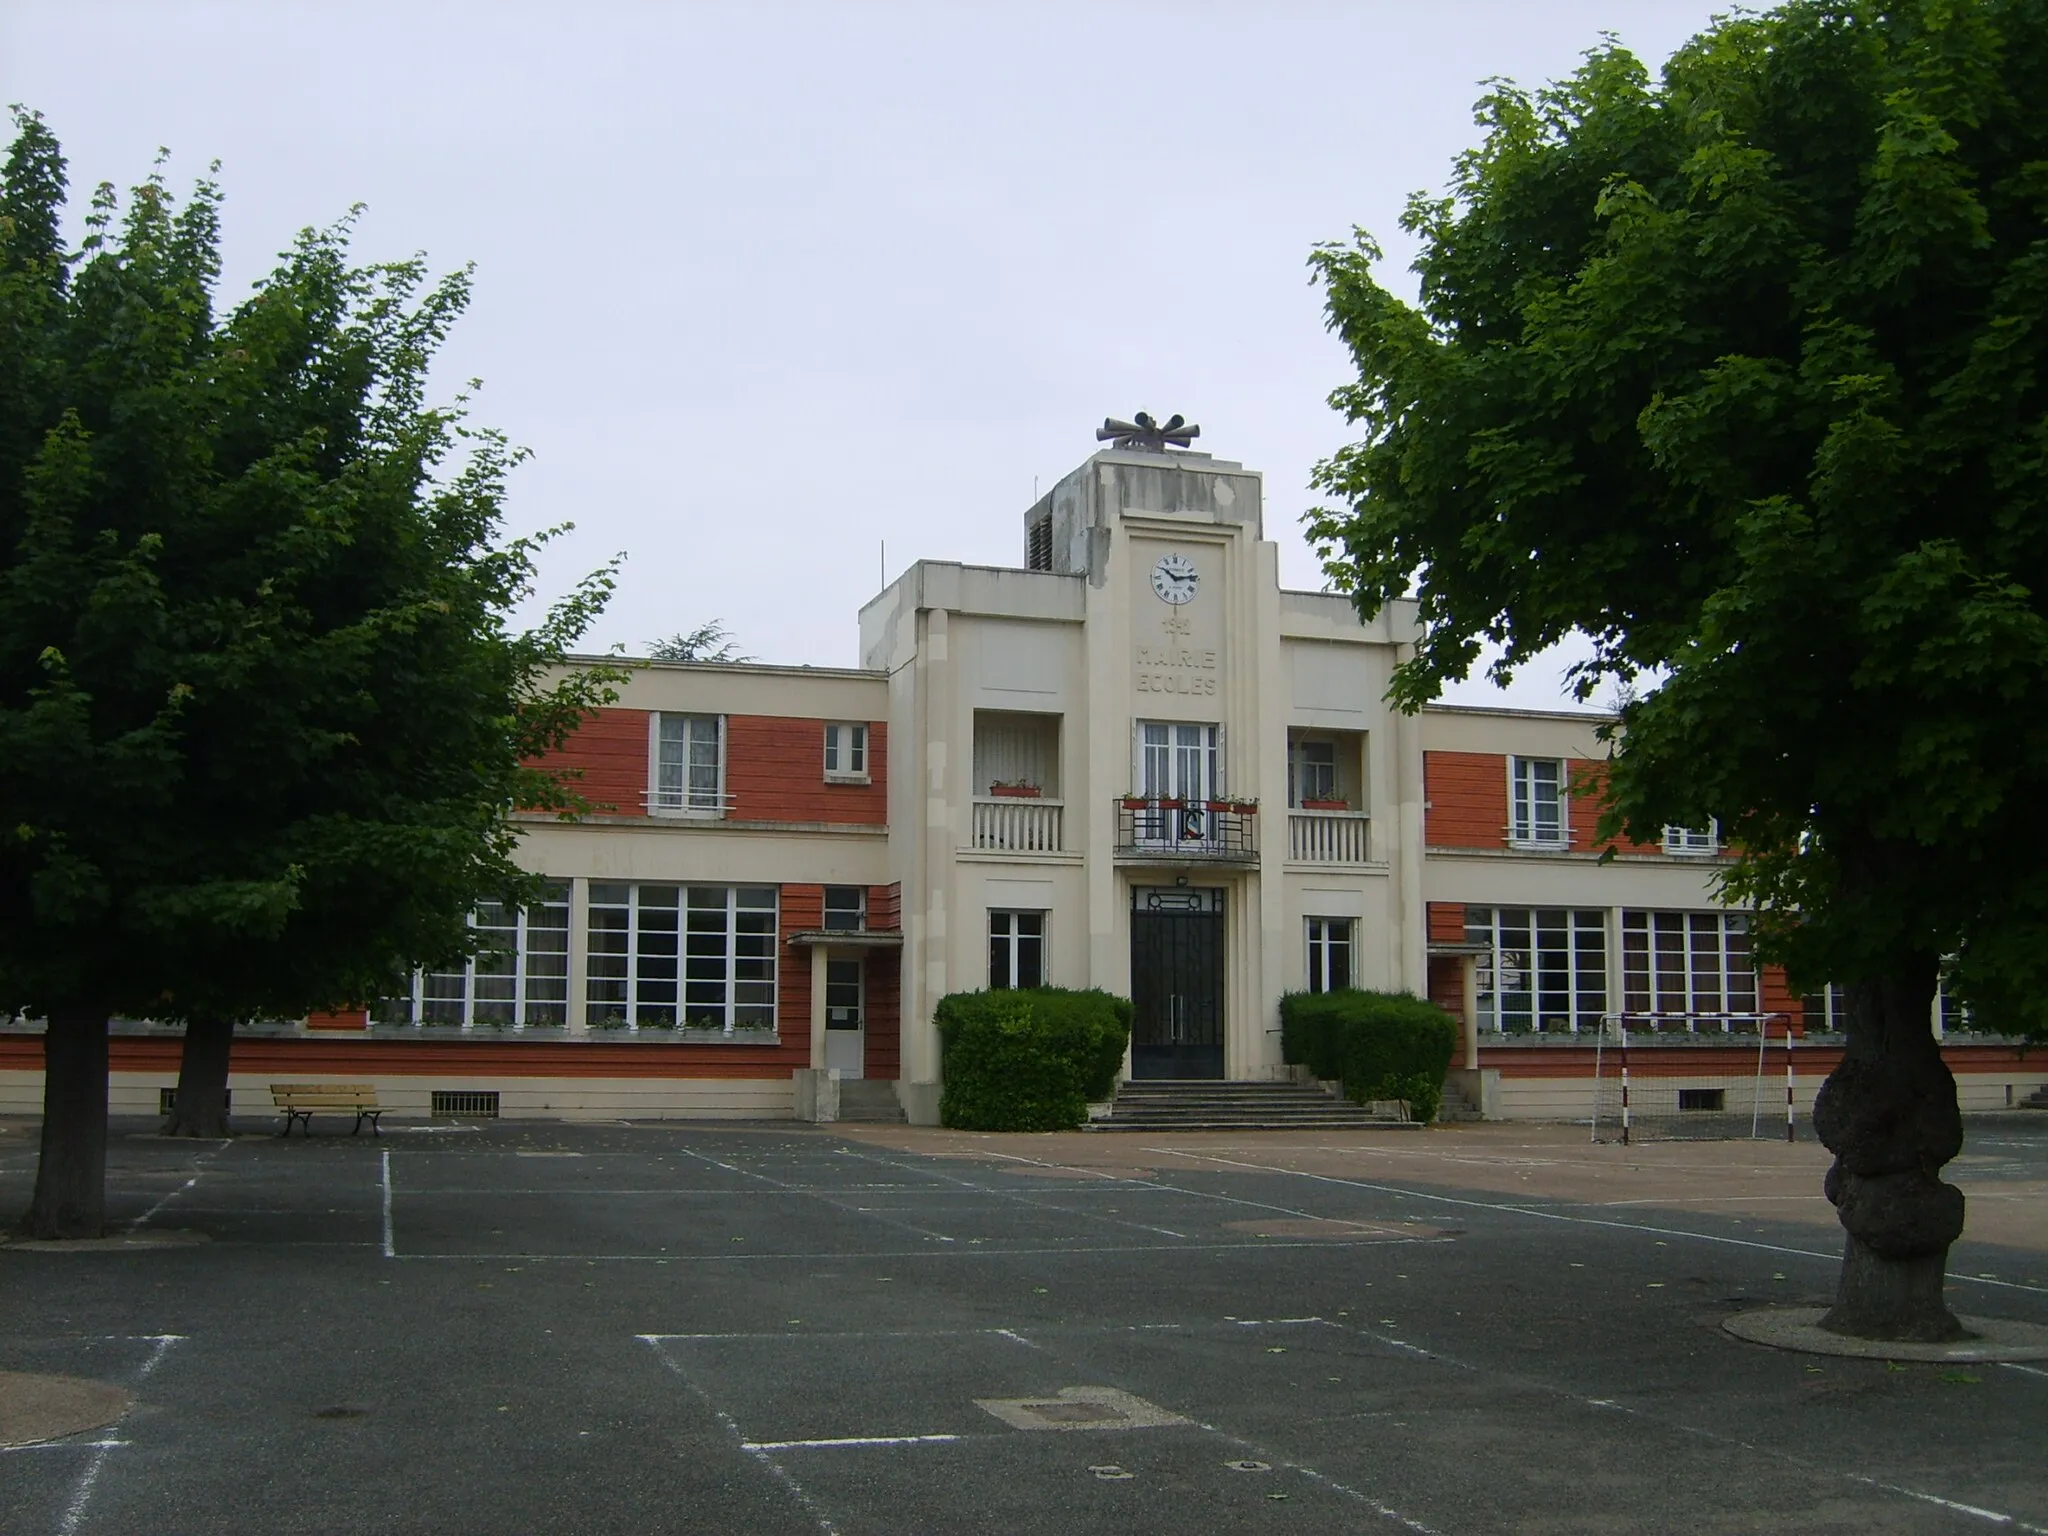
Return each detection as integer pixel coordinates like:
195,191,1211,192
0,113,621,1234
1307,1,2048,1339
647,618,749,663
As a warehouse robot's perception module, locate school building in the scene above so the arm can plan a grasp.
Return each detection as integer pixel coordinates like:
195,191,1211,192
4,430,2040,1124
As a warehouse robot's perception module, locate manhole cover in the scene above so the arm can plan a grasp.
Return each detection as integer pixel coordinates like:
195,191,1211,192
977,1386,1188,1432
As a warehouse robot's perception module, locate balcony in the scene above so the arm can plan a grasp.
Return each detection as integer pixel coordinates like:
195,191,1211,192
971,796,1065,853
1287,808,1370,864
1114,797,1258,863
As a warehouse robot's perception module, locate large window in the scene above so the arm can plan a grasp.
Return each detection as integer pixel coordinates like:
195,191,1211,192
1621,910,1757,1021
989,910,1045,990
653,713,725,814
1305,917,1353,993
588,883,777,1031
1509,757,1567,846
1467,906,1607,1032
1139,720,1218,801
1289,739,1337,806
377,882,570,1028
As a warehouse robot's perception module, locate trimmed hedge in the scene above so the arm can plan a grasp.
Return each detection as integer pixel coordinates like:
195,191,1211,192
936,987,1134,1131
1279,989,1457,1124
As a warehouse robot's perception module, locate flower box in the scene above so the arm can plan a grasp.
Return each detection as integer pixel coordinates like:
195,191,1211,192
1300,798,1351,812
989,783,1042,799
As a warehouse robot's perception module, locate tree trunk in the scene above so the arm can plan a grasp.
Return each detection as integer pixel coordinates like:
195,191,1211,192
1811,965,1969,1342
163,1012,236,1138
21,1005,112,1240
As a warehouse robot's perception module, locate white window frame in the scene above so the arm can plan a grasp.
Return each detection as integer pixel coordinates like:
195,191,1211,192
1663,820,1719,856
822,885,866,932
1620,909,1758,1024
381,881,571,1028
1305,917,1354,994
1508,756,1568,847
989,909,1046,990
824,721,869,782
825,955,864,1031
1467,905,1608,1033
1289,738,1338,807
650,713,727,816
585,882,777,1033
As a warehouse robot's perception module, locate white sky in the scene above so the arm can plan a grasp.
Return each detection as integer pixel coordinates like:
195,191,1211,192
3,1,1725,709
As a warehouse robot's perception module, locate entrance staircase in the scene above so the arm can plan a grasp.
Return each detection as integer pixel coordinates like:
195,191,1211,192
1093,1079,1418,1132
1436,1079,1485,1123
836,1079,907,1124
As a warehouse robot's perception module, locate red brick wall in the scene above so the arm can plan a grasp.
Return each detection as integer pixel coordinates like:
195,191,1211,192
778,885,824,1053
728,717,888,825
865,949,902,1081
1566,760,1665,855
1760,964,1802,1032
530,707,649,816
1424,751,1504,847
1427,901,1467,944
869,883,902,931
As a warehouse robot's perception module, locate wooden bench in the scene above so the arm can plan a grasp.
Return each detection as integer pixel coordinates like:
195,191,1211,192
271,1083,384,1138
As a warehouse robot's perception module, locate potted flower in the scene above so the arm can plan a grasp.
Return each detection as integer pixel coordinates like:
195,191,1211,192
989,779,1042,799
1300,797,1350,811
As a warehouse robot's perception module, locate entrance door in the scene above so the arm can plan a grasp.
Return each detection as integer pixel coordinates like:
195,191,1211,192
1129,887,1225,1079
824,956,864,1078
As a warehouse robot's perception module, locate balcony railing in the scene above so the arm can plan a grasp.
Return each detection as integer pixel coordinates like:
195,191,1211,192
971,796,1065,853
1288,809,1370,863
1114,797,1258,862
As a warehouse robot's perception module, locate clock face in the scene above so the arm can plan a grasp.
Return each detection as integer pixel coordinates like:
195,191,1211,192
1150,553,1199,605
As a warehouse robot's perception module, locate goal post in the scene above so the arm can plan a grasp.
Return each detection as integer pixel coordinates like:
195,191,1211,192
1590,1014,1798,1144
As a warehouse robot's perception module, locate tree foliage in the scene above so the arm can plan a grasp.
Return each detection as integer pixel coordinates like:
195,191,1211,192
647,619,749,663
0,112,621,1226
1306,1,2048,1032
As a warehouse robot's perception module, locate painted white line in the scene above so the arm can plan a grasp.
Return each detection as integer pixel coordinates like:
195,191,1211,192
126,1175,199,1231
638,1336,839,1535
0,1440,129,1453
1847,1476,2048,1533
2001,1362,2048,1380
380,1148,395,1259
55,1336,181,1536
395,1236,1428,1263
1148,1148,2048,1297
744,1434,961,1451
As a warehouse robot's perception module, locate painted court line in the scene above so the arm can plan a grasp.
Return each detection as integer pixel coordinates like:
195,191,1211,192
744,1434,962,1452
827,1142,1205,1242
1147,1149,2048,1298
380,1148,395,1259
56,1335,182,1536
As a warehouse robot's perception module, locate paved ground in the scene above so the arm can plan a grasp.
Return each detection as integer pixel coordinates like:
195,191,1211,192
2,1114,2044,1535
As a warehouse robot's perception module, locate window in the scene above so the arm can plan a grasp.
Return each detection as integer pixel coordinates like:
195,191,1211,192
1306,918,1353,993
825,957,863,1029
1621,910,1757,1023
587,883,777,1031
653,713,724,814
377,882,570,1028
1467,906,1607,1032
1140,721,1219,801
1509,757,1567,846
824,722,868,779
1663,822,1719,856
1803,983,1847,1033
1289,739,1337,806
989,910,1045,989
822,886,866,932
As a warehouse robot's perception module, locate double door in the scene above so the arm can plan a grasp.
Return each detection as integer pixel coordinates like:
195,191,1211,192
1129,887,1225,1079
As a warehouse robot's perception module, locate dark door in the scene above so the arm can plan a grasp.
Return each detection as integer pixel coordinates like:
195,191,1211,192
1130,889,1225,1079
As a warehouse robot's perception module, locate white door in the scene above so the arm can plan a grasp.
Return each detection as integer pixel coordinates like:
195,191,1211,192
823,956,864,1078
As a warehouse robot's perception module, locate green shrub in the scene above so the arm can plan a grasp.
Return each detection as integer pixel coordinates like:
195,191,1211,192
936,987,1134,1131
1278,989,1457,1124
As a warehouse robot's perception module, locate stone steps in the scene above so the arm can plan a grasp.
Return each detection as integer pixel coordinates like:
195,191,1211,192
1095,1080,1419,1132
836,1079,906,1123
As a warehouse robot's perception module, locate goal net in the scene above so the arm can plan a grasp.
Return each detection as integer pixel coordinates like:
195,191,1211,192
1590,1015,1799,1144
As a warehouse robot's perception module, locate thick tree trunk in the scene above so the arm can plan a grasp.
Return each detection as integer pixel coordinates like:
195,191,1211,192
1811,966,1969,1342
21,1005,112,1240
163,1012,236,1138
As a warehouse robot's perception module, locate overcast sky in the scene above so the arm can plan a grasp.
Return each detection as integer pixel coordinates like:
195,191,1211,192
4,1,1727,707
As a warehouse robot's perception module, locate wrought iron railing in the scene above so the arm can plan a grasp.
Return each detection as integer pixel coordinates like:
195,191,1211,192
1114,796,1258,861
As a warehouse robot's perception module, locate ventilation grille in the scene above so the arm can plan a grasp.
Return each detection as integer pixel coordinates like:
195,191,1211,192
1026,514,1053,572
159,1087,230,1113
433,1090,501,1118
1677,1088,1727,1113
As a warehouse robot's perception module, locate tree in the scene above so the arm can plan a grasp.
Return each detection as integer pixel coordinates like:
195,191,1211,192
1306,1,2048,1340
647,619,749,662
0,113,621,1232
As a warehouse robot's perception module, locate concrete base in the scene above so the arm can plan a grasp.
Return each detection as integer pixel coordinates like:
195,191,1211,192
895,1079,942,1127
1724,1306,2048,1362
792,1068,840,1124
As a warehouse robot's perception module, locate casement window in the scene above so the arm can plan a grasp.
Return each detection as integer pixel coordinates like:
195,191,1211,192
1305,917,1354,993
377,882,570,1027
1508,757,1567,846
1802,982,1847,1033
587,883,777,1031
1466,906,1607,1032
1663,821,1719,856
1621,910,1757,1021
1289,739,1337,806
652,713,725,814
824,722,868,780
822,886,866,932
1139,720,1219,802
989,910,1045,990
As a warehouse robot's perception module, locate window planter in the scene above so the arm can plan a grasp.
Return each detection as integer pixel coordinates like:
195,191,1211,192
1300,798,1350,812
989,783,1043,799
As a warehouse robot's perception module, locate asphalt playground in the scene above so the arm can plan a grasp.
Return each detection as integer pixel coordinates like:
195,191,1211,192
2,1114,2045,1535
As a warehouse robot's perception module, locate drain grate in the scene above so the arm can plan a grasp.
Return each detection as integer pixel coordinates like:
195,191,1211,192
159,1088,230,1113
432,1090,500,1118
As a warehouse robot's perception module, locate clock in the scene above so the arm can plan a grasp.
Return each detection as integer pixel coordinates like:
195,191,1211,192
1150,552,1199,605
